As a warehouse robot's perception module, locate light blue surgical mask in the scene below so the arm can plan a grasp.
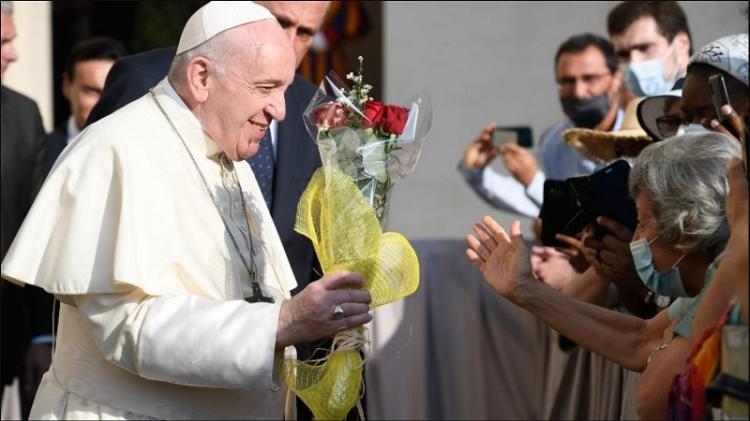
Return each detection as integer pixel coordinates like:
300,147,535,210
621,46,678,96
676,123,711,136
629,235,689,297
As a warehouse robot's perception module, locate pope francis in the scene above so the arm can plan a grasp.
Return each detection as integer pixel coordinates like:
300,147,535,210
0,2,373,419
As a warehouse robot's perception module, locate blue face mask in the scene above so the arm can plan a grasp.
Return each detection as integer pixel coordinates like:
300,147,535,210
621,46,678,96
629,235,689,297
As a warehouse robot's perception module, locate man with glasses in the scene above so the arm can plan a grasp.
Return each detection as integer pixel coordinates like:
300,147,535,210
459,33,623,219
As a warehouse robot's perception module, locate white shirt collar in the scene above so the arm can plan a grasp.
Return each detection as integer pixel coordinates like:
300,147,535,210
66,116,81,145
611,108,625,132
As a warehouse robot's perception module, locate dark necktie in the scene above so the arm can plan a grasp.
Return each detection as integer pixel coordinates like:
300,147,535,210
247,130,275,210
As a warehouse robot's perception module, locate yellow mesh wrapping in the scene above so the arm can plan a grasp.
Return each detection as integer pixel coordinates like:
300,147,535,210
283,167,420,419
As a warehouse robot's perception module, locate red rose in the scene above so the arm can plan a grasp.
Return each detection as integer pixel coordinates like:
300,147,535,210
379,104,409,135
363,100,384,128
313,103,348,129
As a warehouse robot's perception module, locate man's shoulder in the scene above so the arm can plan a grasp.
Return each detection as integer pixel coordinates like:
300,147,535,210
538,119,573,149
46,126,67,147
115,46,175,78
80,96,162,151
1,85,40,113
543,119,574,137
288,74,317,104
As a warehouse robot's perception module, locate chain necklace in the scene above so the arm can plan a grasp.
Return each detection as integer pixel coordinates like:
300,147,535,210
149,89,274,303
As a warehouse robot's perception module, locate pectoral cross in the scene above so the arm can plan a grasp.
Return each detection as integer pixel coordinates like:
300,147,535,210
245,281,275,303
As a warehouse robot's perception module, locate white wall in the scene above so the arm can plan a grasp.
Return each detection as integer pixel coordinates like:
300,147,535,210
3,1,53,131
384,1,748,239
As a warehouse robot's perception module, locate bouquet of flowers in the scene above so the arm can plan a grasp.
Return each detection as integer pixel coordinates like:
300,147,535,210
281,58,431,420
303,56,432,225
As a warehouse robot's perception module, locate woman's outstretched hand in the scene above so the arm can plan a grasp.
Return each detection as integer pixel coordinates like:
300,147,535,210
465,216,534,301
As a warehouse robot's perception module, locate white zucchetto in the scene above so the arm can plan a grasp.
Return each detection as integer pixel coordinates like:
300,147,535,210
176,1,276,55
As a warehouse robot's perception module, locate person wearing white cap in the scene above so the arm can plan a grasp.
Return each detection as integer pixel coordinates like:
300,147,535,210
0,2,371,419
637,34,748,144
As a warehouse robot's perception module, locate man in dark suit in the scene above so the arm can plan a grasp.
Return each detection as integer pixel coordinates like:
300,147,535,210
84,2,357,419
46,37,124,171
1,2,51,418
85,46,175,127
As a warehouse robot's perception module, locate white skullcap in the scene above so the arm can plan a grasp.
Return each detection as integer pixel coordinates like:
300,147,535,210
691,33,749,87
176,1,276,55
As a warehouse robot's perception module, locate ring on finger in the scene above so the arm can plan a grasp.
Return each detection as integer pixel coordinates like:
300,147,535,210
333,304,345,320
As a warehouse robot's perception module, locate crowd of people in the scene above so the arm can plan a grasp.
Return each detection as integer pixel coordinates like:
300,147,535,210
463,2,748,419
0,0,747,420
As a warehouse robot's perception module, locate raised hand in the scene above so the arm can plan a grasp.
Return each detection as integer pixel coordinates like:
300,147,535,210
465,216,533,301
555,229,591,273
463,122,499,169
498,144,538,187
582,217,636,283
702,104,747,146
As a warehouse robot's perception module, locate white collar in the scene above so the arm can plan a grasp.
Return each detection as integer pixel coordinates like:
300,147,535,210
66,116,81,145
611,108,625,132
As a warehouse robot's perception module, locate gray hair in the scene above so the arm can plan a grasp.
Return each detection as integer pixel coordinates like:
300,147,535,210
1,1,13,14
167,29,236,89
629,132,741,258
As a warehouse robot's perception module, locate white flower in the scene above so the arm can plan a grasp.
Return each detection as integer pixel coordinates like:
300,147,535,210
361,141,388,183
337,128,362,153
338,156,360,179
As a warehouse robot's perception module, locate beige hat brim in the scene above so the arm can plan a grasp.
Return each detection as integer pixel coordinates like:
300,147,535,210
563,128,653,162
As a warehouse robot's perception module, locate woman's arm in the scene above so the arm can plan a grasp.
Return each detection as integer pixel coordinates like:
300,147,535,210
467,217,670,371
636,334,690,419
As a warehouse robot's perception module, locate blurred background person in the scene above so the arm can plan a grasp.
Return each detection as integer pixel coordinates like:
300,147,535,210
1,1,49,419
46,36,124,171
607,1,693,102
458,33,622,219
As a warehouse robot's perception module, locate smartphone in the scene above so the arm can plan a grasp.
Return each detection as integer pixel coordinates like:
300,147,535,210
588,159,638,233
709,74,731,124
540,179,580,247
492,126,533,148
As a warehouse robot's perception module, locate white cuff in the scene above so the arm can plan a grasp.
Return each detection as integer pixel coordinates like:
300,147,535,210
138,295,282,391
525,171,546,207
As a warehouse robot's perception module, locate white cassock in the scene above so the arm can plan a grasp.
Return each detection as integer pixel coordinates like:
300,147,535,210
0,78,298,420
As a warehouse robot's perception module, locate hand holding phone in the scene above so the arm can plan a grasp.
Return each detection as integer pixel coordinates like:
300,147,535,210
709,74,731,125
463,123,500,169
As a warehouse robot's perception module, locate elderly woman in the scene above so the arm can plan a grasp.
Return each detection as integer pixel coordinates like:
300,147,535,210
466,132,741,419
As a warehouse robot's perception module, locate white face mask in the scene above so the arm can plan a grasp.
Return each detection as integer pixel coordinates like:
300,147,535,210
675,123,711,136
621,43,678,96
